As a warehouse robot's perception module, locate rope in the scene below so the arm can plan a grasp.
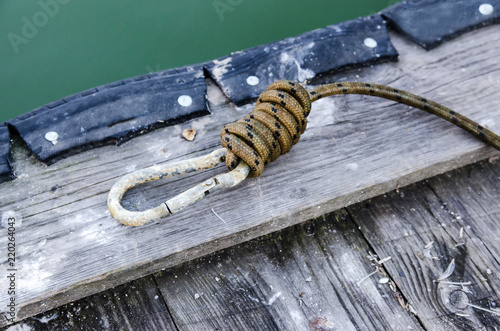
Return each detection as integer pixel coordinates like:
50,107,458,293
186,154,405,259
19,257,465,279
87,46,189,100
221,80,500,177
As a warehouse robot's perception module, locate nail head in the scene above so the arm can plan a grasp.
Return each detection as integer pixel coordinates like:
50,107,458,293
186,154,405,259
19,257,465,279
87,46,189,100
246,76,260,86
364,38,377,48
479,3,494,15
44,131,58,142
177,95,192,107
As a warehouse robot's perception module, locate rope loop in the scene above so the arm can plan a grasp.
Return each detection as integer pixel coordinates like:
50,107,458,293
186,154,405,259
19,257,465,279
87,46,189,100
221,80,311,177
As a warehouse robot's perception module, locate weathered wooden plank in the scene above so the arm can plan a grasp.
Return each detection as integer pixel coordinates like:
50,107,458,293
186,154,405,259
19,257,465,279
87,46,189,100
3,159,499,330
1,276,177,330
346,160,500,329
206,15,398,105
8,66,209,164
429,160,500,265
1,24,500,326
155,211,422,331
382,0,500,49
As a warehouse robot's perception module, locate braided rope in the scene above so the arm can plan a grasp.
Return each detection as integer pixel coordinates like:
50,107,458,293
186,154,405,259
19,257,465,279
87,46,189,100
221,80,311,177
221,80,500,178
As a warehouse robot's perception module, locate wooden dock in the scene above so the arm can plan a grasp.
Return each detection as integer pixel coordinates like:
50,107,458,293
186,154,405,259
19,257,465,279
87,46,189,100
1,14,500,331
5,155,500,330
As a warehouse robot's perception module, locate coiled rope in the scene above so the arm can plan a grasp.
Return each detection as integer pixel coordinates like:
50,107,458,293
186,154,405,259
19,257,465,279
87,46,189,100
221,80,500,177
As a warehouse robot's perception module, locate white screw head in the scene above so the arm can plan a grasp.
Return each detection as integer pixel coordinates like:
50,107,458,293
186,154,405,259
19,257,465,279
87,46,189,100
479,3,494,15
44,131,59,145
246,75,260,86
177,95,192,107
364,38,378,48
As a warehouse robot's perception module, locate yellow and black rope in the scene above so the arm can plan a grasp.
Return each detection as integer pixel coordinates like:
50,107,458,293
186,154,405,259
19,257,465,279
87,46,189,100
221,80,500,178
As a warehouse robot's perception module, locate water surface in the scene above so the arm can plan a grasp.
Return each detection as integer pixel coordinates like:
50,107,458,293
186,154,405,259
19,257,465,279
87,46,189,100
0,0,392,122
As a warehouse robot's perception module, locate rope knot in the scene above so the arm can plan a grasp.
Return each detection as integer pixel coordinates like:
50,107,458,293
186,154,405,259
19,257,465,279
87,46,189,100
221,80,311,177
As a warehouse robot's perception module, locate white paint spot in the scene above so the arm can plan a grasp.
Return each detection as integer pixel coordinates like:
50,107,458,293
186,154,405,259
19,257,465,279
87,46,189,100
211,57,232,80
194,293,200,299
346,163,359,171
246,75,260,86
1,210,22,228
194,70,204,79
364,37,378,48
44,131,58,145
19,255,53,295
279,52,315,82
479,3,494,15
177,95,192,107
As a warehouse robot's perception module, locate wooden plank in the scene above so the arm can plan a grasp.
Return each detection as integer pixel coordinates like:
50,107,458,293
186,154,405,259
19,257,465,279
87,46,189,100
346,160,500,329
2,276,177,330
155,211,422,331
1,24,500,326
3,159,499,330
429,160,500,265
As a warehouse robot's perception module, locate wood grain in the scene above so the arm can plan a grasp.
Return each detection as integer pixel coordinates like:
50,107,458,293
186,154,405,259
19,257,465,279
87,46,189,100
4,276,177,330
154,211,422,331
4,160,499,330
347,160,500,330
1,24,500,325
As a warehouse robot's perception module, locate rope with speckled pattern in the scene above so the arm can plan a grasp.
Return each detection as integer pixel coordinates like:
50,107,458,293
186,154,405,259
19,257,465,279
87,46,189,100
221,80,500,177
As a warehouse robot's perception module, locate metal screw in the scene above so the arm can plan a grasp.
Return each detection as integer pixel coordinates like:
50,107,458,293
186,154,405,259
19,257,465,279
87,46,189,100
479,3,494,15
44,131,59,145
246,76,260,86
177,95,192,107
363,38,377,48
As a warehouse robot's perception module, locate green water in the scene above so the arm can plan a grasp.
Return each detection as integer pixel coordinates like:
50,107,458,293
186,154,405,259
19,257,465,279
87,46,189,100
0,0,393,123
